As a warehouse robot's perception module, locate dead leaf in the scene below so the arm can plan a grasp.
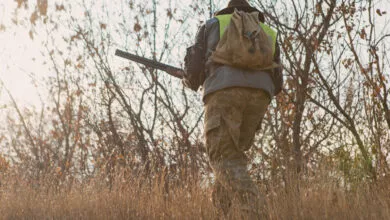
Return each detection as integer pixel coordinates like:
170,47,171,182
167,9,173,18
30,11,38,25
76,63,84,69
100,22,107,29
29,30,34,40
37,0,48,16
346,25,352,33
64,59,71,66
15,0,27,9
134,23,142,32
55,4,65,11
359,28,366,40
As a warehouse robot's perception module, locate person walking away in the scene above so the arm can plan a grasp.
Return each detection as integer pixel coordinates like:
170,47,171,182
182,0,283,218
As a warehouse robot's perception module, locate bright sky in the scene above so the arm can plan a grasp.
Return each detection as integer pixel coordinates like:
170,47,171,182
0,0,389,107
0,10,44,106
0,0,230,107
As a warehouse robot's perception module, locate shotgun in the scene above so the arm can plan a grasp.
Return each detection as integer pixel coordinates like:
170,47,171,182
115,49,184,79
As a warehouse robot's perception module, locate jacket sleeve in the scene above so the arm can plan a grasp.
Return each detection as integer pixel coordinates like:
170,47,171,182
182,25,206,91
271,41,283,95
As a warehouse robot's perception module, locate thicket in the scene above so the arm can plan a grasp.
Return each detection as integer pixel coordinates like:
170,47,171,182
0,0,389,218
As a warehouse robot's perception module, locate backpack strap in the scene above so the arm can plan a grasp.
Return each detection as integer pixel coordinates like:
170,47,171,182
215,14,277,55
259,22,277,55
215,14,232,39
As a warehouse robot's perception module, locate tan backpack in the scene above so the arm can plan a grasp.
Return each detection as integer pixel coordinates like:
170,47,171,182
211,9,278,70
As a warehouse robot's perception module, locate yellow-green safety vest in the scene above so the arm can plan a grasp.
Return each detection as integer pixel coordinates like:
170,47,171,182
215,14,277,55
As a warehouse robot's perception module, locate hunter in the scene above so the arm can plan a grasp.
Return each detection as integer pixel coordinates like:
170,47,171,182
183,0,283,218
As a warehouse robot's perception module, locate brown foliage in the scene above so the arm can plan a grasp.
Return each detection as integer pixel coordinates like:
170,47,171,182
1,0,390,218
0,169,390,219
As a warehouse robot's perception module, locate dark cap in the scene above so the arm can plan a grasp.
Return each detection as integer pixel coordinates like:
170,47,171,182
215,0,264,22
227,0,251,8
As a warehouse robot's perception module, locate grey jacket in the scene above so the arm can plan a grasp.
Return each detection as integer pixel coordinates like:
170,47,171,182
183,8,283,101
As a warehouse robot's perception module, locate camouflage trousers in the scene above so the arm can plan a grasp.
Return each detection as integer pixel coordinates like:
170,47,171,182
204,87,270,218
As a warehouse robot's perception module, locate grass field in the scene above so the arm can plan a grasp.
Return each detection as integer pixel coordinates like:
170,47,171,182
1,172,389,220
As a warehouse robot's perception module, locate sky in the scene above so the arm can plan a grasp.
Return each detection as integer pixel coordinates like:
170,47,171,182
0,0,389,107
0,0,231,107
0,8,44,106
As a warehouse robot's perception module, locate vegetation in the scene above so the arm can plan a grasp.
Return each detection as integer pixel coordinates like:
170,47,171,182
0,0,389,218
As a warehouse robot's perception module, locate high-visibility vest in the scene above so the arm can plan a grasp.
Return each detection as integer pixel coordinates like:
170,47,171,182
215,14,277,55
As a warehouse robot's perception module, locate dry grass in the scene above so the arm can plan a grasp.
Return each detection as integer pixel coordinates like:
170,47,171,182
0,173,390,220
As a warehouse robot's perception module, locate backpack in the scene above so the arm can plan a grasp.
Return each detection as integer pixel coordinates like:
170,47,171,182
211,9,279,70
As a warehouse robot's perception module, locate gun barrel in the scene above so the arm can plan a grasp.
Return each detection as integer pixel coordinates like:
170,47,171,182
115,49,183,79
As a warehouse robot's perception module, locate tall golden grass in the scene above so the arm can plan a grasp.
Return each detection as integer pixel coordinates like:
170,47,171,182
1,169,389,220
